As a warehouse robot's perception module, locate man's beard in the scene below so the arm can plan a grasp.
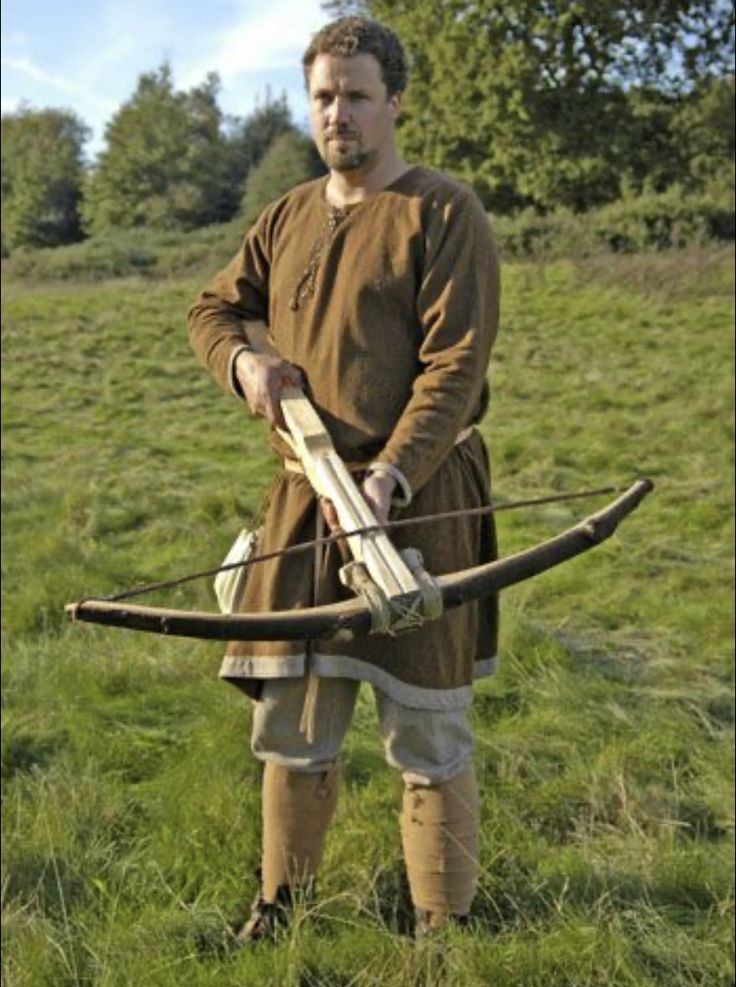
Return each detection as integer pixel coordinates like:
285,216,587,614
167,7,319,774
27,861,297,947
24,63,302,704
321,130,377,172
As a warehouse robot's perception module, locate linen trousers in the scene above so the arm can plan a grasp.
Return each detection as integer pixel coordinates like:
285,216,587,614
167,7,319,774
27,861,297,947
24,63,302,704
251,675,474,786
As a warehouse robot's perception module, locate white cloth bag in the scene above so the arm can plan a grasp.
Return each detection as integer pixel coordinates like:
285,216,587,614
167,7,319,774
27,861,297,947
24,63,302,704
213,527,260,614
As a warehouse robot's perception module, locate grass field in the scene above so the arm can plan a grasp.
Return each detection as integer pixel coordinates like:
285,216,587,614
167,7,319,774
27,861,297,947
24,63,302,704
2,244,734,986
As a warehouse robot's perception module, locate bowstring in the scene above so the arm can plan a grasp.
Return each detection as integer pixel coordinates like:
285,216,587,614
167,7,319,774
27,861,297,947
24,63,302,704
93,484,627,603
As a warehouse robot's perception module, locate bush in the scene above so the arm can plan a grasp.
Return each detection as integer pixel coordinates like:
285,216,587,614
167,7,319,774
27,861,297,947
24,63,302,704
493,186,735,260
240,131,325,224
1,221,245,283
1,108,89,251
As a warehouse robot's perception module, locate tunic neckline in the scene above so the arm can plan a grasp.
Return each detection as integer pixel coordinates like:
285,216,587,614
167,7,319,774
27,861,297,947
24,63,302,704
289,167,420,311
320,165,420,216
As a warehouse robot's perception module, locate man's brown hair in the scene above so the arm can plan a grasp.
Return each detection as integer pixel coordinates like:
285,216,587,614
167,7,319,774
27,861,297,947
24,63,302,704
302,17,409,96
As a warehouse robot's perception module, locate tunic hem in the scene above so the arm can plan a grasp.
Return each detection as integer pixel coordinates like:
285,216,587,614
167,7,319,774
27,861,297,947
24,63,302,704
218,652,498,710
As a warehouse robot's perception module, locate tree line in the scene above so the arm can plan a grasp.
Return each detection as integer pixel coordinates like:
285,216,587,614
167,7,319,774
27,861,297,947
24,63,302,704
2,0,734,254
1,70,324,255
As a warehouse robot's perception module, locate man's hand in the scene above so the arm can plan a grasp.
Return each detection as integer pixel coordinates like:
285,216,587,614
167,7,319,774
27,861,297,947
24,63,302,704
320,470,396,533
234,350,304,429
361,471,396,527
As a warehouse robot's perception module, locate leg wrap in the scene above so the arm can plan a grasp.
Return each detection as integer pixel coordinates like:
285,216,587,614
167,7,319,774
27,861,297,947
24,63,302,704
261,761,339,902
400,766,480,921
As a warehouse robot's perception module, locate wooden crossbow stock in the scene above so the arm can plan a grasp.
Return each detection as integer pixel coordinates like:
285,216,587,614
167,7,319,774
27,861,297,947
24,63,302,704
66,388,654,643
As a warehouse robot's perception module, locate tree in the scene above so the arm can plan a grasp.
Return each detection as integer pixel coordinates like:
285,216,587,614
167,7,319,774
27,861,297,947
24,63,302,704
224,90,295,192
322,0,735,212
673,74,735,190
1,107,89,252
241,131,326,223
82,65,234,235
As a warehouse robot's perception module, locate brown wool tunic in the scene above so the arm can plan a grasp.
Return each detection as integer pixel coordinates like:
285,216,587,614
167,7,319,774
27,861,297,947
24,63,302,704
188,165,500,710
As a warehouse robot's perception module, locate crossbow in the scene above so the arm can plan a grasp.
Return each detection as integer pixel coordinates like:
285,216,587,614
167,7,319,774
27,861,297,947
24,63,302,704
66,388,653,642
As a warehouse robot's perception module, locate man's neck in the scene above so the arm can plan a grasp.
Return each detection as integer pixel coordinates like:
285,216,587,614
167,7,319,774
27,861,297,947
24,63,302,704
325,155,411,208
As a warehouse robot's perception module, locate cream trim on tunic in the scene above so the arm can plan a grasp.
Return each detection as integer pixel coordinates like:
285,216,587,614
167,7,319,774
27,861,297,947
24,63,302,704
219,651,498,710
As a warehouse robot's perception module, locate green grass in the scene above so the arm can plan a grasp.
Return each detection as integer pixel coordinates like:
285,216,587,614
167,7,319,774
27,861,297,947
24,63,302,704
2,245,734,985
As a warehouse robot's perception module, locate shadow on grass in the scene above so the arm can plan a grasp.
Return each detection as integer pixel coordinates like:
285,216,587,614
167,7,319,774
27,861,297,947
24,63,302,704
3,852,88,921
356,861,415,937
1,730,67,779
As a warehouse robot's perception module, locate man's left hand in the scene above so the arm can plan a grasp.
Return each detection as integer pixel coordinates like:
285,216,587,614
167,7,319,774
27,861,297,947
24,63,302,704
320,470,397,533
361,471,396,527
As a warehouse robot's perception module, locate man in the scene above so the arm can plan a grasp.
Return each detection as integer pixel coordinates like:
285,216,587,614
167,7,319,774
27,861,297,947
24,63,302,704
188,16,500,941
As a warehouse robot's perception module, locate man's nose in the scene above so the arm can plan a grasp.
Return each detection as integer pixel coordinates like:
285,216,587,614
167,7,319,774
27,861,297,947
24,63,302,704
326,95,351,127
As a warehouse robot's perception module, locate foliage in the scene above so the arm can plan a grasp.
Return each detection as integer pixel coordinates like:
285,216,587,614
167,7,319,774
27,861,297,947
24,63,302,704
327,0,735,87
2,221,245,283
672,73,736,187
1,107,89,253
224,89,296,193
82,65,235,236
324,1,735,213
2,247,734,984
240,130,326,223
3,4,734,257
493,185,735,259
1,83,305,256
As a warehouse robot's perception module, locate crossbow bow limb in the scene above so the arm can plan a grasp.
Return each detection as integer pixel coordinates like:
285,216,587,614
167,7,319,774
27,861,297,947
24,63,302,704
66,388,654,643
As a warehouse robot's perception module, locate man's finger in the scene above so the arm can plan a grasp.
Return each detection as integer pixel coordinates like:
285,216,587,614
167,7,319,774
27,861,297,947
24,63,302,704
320,497,342,533
267,379,288,429
282,369,303,388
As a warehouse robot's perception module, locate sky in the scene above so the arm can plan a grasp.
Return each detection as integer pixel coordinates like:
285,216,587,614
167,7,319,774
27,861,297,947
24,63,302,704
1,0,330,158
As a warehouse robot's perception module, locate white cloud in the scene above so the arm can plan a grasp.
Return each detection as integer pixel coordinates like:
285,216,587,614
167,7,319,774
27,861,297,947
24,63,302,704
178,0,325,89
0,0,327,154
74,0,173,89
1,55,117,114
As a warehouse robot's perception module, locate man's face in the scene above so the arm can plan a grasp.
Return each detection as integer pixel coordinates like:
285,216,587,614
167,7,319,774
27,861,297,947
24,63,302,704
307,53,402,173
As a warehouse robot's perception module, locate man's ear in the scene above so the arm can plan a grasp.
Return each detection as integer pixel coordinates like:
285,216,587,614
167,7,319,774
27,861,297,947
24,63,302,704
388,91,403,121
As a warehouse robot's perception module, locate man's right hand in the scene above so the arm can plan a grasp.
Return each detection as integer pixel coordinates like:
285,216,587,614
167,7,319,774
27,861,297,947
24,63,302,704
234,350,305,430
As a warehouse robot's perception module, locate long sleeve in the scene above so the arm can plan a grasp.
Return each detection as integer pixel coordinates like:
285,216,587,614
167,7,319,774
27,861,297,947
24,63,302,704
377,189,500,493
187,208,273,396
